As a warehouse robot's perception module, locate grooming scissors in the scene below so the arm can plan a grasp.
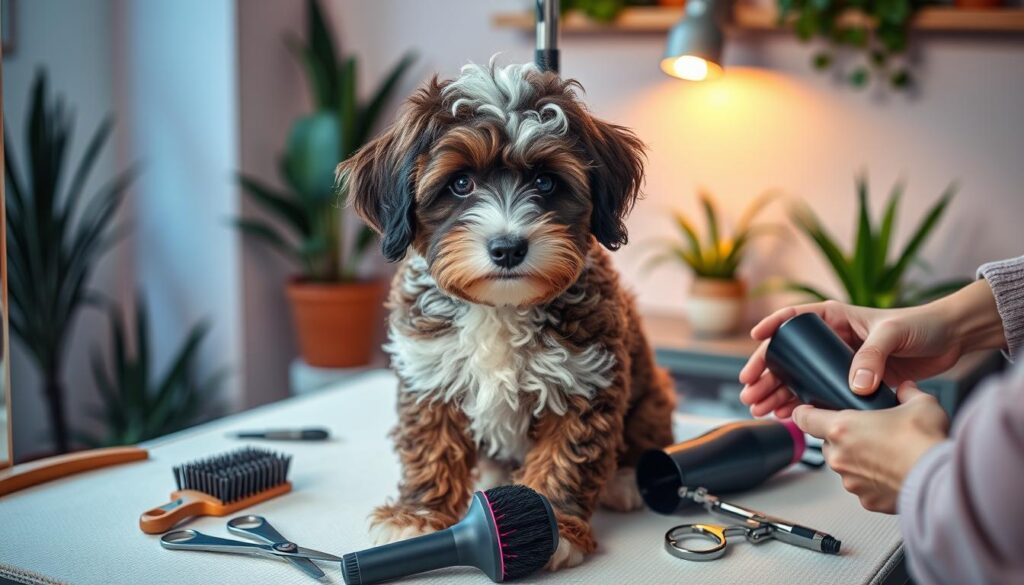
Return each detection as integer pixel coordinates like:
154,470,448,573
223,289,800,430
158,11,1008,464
160,515,341,579
664,487,841,561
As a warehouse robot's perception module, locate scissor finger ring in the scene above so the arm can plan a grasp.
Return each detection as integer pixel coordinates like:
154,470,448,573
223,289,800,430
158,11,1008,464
664,524,733,561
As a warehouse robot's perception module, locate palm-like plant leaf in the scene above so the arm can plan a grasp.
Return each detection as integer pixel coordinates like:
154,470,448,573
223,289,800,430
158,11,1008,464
786,177,963,308
5,70,134,452
237,3,415,282
232,219,304,262
878,184,956,292
81,294,221,447
875,180,901,269
356,52,417,146
672,211,705,270
650,193,778,280
698,191,721,264
791,203,856,298
851,175,875,305
237,174,311,236
307,0,339,108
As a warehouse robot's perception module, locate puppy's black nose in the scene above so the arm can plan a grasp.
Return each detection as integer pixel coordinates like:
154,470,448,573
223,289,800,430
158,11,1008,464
487,236,529,269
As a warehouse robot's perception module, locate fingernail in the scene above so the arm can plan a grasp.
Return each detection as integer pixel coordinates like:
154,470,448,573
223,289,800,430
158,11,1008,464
852,368,875,391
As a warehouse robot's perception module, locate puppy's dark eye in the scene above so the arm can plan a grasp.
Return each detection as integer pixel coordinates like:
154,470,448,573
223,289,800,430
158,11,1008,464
534,174,556,194
449,174,475,197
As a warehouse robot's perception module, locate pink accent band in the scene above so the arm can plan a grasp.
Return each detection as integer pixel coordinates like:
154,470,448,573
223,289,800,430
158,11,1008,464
479,491,506,580
780,419,806,465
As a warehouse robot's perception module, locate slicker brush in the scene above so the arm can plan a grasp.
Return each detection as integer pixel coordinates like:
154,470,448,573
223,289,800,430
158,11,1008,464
342,484,559,584
139,447,292,534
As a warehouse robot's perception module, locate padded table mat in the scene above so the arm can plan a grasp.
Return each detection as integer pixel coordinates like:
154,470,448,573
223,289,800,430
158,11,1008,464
0,370,901,584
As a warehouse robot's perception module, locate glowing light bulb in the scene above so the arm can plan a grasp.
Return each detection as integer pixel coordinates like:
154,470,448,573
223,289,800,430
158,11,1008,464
660,55,723,81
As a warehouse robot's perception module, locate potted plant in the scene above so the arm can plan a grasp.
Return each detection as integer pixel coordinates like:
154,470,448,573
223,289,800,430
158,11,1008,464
646,191,777,337
781,176,969,307
79,293,224,447
235,0,415,367
5,71,136,454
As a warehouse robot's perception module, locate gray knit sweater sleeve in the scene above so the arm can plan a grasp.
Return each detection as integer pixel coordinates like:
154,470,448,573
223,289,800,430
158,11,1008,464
896,256,1024,584
977,255,1024,361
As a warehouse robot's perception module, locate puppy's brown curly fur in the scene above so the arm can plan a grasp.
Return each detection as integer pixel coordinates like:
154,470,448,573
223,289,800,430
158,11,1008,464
375,243,675,566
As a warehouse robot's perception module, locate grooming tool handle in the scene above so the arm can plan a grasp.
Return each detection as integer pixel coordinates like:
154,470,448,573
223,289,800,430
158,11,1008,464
765,313,899,411
161,529,269,555
0,446,148,497
138,482,292,534
343,529,461,585
140,491,213,534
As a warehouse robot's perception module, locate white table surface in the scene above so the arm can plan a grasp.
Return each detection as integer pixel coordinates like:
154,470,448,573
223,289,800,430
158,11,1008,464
0,370,901,585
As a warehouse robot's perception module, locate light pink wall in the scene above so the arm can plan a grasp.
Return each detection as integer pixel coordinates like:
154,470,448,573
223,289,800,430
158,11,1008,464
236,1,307,407
327,0,1024,319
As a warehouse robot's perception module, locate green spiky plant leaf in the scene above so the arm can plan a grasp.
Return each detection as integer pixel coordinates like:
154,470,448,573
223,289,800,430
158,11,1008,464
644,191,779,280
79,293,223,447
783,175,969,308
4,69,136,453
237,0,416,282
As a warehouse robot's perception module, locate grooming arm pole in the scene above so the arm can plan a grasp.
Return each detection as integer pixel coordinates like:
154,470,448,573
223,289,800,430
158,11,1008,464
535,0,560,73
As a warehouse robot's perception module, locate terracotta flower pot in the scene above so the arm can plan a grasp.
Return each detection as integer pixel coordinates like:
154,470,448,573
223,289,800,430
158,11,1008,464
286,279,388,368
684,277,746,338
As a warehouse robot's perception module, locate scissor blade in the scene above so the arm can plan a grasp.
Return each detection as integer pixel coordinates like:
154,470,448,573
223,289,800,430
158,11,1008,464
294,546,343,563
282,555,326,580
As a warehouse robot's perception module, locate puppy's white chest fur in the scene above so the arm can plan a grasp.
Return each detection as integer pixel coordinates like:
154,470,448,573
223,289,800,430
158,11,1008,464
387,264,615,462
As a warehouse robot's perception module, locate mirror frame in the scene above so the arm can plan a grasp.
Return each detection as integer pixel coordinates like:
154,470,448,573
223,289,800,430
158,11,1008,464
1,35,10,470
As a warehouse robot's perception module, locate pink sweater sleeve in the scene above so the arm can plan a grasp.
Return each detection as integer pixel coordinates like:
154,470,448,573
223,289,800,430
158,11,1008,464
898,255,1024,584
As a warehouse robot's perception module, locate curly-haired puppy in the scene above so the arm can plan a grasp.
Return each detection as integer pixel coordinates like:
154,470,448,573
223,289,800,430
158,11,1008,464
339,61,676,570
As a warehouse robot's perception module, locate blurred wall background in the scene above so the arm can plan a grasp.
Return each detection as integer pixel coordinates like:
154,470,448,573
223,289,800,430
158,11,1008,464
4,0,1023,458
325,0,1024,315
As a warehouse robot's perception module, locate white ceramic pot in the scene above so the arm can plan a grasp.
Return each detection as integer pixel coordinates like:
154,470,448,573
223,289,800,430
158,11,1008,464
684,277,746,338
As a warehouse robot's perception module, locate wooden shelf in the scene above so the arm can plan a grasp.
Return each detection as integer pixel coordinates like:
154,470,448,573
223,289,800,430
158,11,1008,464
492,6,1024,33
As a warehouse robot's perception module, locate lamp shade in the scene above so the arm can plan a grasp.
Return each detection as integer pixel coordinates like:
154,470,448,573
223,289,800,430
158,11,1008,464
661,0,724,81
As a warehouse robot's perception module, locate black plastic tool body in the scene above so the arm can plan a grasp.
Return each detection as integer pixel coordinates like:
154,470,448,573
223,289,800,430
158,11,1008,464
765,313,899,411
342,492,500,584
636,420,797,514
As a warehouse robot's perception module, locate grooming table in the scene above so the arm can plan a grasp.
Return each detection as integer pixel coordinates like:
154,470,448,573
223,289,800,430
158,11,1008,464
0,370,904,585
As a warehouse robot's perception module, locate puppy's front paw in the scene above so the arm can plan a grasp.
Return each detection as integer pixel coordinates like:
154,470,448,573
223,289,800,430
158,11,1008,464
545,514,595,571
368,504,452,545
599,467,644,512
547,538,586,571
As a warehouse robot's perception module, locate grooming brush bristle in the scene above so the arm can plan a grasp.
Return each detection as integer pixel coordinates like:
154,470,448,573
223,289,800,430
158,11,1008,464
172,446,291,503
483,485,559,581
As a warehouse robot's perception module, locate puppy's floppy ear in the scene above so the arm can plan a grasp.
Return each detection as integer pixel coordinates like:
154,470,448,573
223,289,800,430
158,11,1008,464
580,117,646,251
338,78,444,262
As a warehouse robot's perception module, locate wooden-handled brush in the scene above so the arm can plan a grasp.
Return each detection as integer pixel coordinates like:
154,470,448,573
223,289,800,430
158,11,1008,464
140,447,292,534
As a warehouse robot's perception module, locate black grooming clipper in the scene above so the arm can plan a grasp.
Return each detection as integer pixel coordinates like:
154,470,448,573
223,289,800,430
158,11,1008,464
765,313,899,411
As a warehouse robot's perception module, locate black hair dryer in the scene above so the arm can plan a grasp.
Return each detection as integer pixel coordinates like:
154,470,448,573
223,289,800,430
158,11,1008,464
636,419,805,514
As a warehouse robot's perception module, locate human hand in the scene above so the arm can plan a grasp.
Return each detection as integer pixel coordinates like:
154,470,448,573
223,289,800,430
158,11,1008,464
738,280,1004,418
791,382,949,513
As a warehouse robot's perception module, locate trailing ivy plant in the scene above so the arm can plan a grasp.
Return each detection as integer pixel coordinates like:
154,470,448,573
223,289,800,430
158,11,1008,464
778,0,921,91
561,0,656,23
